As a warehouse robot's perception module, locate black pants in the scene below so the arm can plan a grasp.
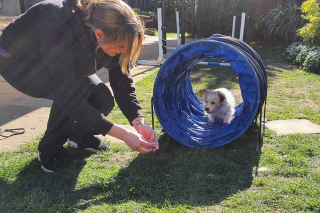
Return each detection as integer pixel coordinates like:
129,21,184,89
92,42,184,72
1,56,114,157
38,74,114,157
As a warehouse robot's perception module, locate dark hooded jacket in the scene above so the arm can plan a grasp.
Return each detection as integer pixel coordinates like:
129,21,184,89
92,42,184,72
0,0,143,135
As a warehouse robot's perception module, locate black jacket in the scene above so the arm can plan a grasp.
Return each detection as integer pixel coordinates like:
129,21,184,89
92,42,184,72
0,0,143,135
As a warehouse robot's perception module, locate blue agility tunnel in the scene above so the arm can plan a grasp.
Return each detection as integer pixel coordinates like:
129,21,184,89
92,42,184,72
153,35,267,148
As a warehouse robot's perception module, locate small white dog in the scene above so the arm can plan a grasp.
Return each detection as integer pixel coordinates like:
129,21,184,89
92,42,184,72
200,88,236,124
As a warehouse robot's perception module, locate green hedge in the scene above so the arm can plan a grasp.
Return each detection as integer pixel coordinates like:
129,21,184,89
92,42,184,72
283,42,320,74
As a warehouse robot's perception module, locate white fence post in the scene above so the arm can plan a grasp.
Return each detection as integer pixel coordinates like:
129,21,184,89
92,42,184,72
176,11,181,49
232,16,236,38
157,8,163,62
239,12,246,41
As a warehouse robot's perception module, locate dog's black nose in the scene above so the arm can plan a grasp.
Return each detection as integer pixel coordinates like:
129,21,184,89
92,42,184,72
205,108,209,112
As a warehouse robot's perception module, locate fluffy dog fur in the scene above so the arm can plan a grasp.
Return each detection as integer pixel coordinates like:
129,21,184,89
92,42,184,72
200,88,236,124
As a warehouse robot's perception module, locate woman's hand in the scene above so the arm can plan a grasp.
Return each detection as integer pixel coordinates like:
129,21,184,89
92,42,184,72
132,117,159,152
108,123,155,154
123,129,155,154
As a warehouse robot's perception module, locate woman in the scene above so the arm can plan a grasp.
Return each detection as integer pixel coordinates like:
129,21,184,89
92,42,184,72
0,0,159,173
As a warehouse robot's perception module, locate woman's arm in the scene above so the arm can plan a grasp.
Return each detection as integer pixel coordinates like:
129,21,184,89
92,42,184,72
108,63,144,123
107,62,158,151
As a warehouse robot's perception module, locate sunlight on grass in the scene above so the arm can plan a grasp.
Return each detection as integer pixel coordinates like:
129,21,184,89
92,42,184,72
1,42,320,212
155,31,192,38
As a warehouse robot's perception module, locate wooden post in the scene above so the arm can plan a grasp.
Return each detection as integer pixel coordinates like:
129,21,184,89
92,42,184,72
142,0,146,11
181,0,185,44
191,0,195,38
19,0,25,14
162,0,166,29
162,0,167,54
146,0,148,12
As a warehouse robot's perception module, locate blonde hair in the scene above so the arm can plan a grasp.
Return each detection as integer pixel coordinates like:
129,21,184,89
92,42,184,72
77,0,144,74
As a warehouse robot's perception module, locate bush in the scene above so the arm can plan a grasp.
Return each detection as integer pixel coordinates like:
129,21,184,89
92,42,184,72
303,48,320,74
296,45,317,66
298,0,320,45
283,42,320,74
262,1,304,38
283,42,306,65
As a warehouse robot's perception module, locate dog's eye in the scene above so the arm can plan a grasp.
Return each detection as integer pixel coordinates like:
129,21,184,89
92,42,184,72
211,101,215,104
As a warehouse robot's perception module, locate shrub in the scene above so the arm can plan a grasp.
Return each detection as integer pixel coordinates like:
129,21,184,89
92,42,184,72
302,48,320,74
262,1,304,38
296,45,314,66
283,42,320,74
283,42,306,65
298,0,320,45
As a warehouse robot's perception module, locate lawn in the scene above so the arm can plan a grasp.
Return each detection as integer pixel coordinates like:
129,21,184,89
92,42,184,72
0,41,320,212
155,31,193,38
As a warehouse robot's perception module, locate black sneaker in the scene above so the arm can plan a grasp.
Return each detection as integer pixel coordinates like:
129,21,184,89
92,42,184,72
37,151,58,173
37,147,70,173
68,135,109,153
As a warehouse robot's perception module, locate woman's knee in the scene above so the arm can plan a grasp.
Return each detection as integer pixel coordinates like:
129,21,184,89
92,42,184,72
88,83,115,116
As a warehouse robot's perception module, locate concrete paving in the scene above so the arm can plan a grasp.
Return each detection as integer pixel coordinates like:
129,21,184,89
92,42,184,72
0,33,198,152
265,119,320,136
0,65,158,152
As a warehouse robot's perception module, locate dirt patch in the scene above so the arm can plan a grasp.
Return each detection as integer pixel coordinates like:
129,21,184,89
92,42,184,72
271,81,289,87
292,86,316,95
311,158,320,171
280,97,319,111
265,62,295,71
301,99,319,111
110,150,137,165
266,104,280,109
228,88,243,104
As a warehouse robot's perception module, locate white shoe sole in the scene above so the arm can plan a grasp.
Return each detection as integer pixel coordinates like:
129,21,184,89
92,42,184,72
37,152,54,173
67,140,99,153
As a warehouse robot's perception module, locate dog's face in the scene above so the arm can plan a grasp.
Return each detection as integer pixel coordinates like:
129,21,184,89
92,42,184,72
200,90,225,114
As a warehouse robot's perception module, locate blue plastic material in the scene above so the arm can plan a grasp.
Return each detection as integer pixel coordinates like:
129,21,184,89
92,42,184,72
153,35,264,148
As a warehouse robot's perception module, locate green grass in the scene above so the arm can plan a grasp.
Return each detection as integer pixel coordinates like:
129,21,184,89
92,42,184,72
155,31,193,38
1,41,320,212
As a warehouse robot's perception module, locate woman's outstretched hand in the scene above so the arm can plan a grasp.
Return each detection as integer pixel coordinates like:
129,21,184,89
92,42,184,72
132,117,159,152
108,123,157,154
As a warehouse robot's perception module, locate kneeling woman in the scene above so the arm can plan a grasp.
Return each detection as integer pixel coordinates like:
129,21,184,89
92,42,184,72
0,0,158,173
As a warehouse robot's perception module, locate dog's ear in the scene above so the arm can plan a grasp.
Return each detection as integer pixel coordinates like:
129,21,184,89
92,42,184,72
217,92,225,103
199,89,207,94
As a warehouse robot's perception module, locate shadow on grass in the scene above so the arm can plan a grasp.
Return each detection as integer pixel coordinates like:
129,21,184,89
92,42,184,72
264,61,295,78
0,123,262,211
248,41,287,63
0,148,95,212
86,124,262,208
